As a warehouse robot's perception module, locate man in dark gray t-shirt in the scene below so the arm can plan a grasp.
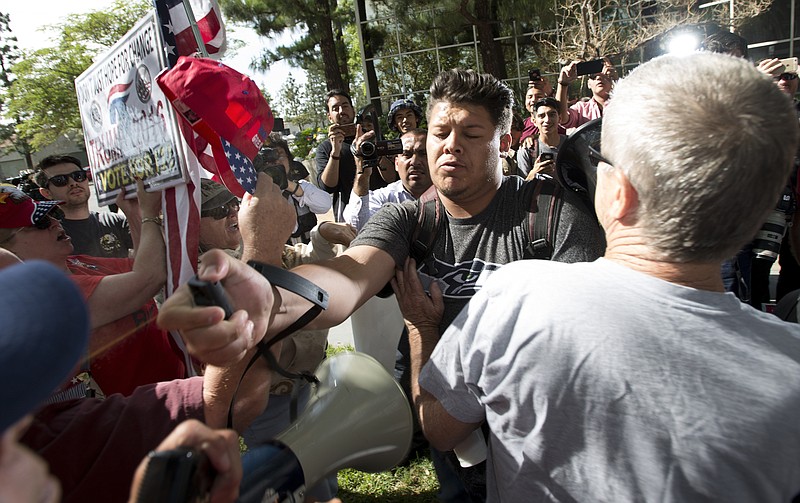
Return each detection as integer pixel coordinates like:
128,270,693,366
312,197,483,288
160,68,605,502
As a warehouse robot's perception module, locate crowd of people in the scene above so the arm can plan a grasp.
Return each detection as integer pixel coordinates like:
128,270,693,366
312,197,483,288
2,30,800,503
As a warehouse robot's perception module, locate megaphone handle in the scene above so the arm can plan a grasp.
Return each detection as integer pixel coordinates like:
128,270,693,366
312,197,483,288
238,441,305,503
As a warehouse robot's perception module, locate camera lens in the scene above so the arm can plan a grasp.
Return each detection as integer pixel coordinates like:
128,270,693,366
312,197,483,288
752,210,788,261
360,141,376,157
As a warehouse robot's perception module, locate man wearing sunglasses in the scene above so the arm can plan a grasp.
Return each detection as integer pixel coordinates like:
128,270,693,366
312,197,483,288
34,155,136,259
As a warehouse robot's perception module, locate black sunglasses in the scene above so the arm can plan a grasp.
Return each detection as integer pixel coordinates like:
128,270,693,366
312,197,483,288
201,200,239,220
47,170,88,187
775,73,799,81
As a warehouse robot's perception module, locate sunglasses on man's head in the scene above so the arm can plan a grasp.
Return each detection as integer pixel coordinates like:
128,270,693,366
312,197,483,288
201,201,240,220
47,170,88,187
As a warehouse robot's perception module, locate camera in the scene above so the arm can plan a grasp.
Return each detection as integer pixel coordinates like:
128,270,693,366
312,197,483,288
352,139,404,169
752,184,795,261
253,146,289,190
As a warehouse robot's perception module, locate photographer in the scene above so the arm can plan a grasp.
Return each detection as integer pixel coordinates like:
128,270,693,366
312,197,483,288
516,97,567,180
344,128,430,232
315,90,396,221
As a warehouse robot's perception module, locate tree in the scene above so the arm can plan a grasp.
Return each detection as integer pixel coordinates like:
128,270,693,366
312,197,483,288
220,0,352,92
3,1,149,151
0,11,34,170
531,0,774,69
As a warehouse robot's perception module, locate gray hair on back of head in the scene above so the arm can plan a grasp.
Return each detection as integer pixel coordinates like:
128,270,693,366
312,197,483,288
602,52,799,263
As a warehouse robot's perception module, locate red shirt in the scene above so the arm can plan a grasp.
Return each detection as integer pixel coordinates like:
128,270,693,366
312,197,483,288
66,255,187,396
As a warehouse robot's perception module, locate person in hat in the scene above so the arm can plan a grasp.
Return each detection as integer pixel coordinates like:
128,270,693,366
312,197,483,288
34,155,137,259
0,181,186,398
399,52,800,501
0,258,88,503
0,254,248,503
388,98,424,135
200,178,243,255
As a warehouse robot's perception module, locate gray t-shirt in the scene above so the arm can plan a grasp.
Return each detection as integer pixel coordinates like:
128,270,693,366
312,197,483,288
421,258,800,502
352,176,605,331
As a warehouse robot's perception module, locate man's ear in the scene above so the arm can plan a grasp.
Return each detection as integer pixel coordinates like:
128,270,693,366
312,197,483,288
499,132,512,153
606,168,638,221
39,187,51,200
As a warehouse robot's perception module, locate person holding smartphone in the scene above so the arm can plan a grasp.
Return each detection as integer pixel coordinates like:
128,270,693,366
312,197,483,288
516,97,567,180
555,58,617,132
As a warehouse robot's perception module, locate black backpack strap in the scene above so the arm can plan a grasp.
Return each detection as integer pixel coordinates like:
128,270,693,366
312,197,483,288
410,185,443,274
525,179,563,260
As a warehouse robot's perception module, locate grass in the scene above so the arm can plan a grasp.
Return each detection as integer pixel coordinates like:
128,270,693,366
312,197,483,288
337,454,439,502
327,344,440,501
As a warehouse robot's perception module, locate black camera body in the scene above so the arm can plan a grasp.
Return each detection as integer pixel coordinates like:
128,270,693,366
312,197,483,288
353,139,404,169
253,146,289,190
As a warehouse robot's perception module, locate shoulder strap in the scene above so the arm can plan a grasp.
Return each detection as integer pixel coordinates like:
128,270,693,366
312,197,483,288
410,185,443,274
525,179,563,260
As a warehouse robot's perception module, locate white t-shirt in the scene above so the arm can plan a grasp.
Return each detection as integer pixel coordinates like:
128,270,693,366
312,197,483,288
421,258,800,502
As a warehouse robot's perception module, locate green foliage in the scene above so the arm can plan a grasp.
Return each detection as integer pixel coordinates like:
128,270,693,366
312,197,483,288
4,0,150,149
292,126,324,159
219,0,352,90
338,454,439,502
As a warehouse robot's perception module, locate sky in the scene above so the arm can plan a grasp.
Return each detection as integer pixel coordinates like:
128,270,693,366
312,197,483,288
3,0,306,103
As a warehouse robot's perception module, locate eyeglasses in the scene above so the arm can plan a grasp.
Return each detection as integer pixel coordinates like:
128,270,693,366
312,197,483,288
46,170,88,187
775,73,799,81
201,200,239,220
587,145,613,168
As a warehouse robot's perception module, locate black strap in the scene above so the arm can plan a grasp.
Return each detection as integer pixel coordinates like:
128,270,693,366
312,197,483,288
226,262,329,429
525,179,563,260
410,185,442,274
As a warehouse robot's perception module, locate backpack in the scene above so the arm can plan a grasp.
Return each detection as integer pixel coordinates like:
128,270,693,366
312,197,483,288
409,179,564,274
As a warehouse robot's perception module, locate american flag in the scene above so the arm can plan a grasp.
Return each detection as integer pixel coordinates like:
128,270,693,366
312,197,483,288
153,0,226,66
153,0,227,376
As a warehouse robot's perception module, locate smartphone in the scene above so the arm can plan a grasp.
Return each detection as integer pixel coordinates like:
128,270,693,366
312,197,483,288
781,57,798,74
188,276,234,319
539,152,554,162
575,59,605,76
337,123,357,137
528,68,542,82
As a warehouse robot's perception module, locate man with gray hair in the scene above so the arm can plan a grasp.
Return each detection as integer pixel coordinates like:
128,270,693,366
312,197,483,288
396,52,800,501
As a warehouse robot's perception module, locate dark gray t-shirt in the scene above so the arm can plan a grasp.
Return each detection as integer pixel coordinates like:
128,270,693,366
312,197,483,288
352,176,605,331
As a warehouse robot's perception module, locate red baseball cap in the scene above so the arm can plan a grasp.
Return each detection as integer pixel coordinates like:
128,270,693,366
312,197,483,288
157,56,274,197
0,185,62,229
